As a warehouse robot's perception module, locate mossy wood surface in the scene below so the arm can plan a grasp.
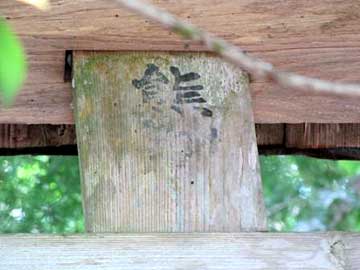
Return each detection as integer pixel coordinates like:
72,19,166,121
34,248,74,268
73,51,266,233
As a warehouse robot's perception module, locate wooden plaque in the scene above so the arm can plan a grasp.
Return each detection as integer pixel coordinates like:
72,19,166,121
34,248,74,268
73,52,266,232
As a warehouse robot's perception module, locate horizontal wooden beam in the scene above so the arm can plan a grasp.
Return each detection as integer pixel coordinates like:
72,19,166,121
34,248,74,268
0,233,359,269
0,124,360,159
0,124,75,148
286,124,360,149
0,124,283,150
0,124,76,155
0,1,359,124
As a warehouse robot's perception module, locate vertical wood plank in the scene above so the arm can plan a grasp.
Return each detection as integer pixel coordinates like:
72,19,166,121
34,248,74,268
73,51,266,233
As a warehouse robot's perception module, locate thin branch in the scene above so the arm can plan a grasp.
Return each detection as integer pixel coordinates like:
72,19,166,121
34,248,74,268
114,0,360,97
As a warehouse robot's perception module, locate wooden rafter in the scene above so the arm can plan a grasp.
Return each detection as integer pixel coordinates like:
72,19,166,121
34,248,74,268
0,1,359,124
0,123,360,159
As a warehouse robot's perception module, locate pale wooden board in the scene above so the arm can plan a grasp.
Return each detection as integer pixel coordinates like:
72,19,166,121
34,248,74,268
0,233,359,270
73,51,266,232
0,0,359,123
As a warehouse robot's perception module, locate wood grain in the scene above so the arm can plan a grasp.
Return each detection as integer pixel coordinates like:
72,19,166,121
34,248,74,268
0,0,359,123
0,124,359,160
0,50,73,124
1,233,359,270
286,124,360,148
0,124,75,148
0,124,280,149
73,51,266,232
255,124,284,146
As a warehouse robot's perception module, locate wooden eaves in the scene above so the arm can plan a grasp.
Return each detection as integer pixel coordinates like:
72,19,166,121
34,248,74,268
1,0,360,157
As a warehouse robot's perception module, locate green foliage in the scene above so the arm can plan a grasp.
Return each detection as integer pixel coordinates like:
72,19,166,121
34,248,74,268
0,19,27,105
261,156,360,232
0,155,359,233
0,156,83,233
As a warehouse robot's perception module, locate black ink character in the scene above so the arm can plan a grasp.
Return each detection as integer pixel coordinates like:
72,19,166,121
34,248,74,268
132,64,169,103
170,66,205,104
170,66,212,117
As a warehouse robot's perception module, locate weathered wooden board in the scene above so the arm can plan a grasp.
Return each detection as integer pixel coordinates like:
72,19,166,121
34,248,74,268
0,0,359,124
1,233,359,270
73,51,266,232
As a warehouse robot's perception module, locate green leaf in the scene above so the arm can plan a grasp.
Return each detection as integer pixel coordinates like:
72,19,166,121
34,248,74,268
0,19,27,105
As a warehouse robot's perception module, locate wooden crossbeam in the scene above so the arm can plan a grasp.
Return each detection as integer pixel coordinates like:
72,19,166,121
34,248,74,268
1,233,359,269
0,1,359,124
0,123,359,159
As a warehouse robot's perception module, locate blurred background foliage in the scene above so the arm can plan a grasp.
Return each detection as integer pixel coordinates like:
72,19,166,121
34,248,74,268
262,156,360,232
0,155,359,233
0,156,83,233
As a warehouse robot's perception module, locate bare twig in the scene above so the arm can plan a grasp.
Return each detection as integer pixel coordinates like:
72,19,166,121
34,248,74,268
115,0,360,97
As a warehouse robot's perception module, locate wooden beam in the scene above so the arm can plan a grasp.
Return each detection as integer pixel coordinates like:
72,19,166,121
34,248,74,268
0,124,75,149
73,51,267,232
255,124,284,146
0,50,74,124
1,233,359,269
0,124,282,150
286,124,360,148
0,1,359,124
0,124,360,160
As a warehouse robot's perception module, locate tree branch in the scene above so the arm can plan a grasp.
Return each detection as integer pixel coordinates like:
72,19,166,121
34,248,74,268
115,0,360,97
